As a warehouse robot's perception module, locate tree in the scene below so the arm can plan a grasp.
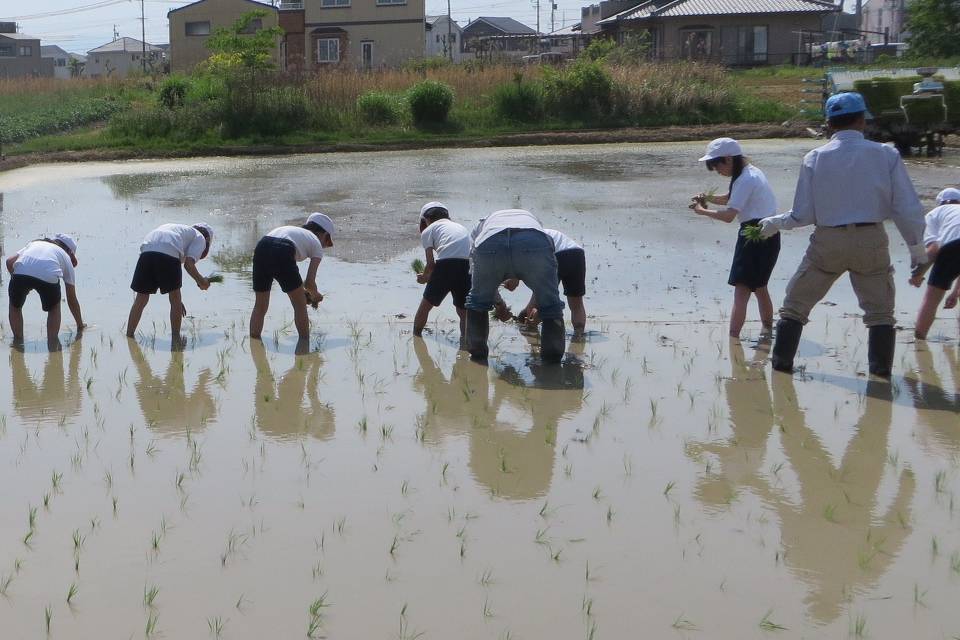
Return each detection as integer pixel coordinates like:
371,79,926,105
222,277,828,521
206,10,284,70
68,57,85,78
905,0,960,59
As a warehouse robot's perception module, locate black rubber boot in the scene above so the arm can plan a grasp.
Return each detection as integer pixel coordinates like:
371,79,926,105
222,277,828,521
868,325,896,378
465,310,490,361
540,318,566,363
771,319,803,373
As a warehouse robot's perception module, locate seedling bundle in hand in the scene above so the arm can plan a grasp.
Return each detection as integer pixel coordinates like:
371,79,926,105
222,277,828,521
411,259,425,275
207,274,225,284
740,225,764,244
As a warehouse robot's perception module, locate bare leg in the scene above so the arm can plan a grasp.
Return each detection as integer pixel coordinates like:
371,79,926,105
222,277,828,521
168,289,184,339
250,291,271,339
413,298,434,337
754,286,774,330
456,306,466,340
126,292,150,337
46,303,62,344
915,285,947,340
945,280,960,309
729,285,751,338
567,295,586,334
9,305,24,343
287,288,310,341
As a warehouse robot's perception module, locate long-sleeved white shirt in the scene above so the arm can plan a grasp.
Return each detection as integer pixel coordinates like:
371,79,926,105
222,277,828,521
767,130,925,246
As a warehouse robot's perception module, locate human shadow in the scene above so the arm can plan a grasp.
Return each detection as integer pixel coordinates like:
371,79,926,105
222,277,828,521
250,339,334,441
128,338,216,434
903,343,960,454
10,337,83,425
756,375,913,624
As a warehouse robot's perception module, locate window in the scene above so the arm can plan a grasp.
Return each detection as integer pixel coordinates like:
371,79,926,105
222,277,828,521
450,33,456,43
185,21,211,36
321,0,349,6
0,45,13,57
316,38,340,63
240,18,263,34
736,25,767,63
436,35,440,43
680,29,713,60
377,0,406,4
19,45,32,57
56,58,66,66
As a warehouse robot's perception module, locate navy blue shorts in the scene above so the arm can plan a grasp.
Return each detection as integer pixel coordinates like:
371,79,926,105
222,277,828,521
424,258,471,308
556,248,586,297
9,274,61,312
131,251,182,294
252,236,302,293
929,239,960,291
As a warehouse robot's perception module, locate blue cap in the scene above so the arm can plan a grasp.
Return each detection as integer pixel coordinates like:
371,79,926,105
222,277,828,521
825,92,866,117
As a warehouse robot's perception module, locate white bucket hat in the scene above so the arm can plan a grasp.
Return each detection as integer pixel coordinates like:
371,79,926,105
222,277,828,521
699,138,743,162
307,212,336,238
54,233,77,254
193,222,214,246
936,188,960,205
419,201,448,221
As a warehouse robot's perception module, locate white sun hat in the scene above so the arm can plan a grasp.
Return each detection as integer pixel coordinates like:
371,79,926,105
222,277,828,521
193,222,214,246
936,188,960,205
307,212,336,238
419,201,448,221
699,138,743,162
54,233,78,254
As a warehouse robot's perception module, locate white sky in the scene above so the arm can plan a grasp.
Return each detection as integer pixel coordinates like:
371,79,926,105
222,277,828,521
0,0,588,55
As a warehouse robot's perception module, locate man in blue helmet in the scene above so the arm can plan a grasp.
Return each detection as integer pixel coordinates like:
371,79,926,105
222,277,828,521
759,92,927,377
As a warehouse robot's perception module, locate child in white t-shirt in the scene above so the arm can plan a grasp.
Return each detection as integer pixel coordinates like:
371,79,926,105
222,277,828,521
5,234,84,346
910,188,960,339
414,202,472,341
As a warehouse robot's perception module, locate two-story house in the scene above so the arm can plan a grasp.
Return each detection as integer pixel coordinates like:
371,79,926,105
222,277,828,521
425,15,463,62
86,37,165,79
168,0,281,73
278,0,425,71
0,27,54,79
41,45,86,79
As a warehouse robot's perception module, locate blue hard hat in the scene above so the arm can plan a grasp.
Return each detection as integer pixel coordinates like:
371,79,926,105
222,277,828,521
825,92,866,117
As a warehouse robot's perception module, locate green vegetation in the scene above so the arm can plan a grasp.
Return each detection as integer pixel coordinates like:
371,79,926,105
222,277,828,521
906,0,960,59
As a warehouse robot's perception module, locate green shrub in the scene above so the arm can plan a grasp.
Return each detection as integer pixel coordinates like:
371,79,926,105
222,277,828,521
0,97,124,143
356,91,406,125
580,38,617,62
407,79,454,125
158,75,190,109
542,59,614,120
220,79,312,137
402,56,451,73
492,77,544,123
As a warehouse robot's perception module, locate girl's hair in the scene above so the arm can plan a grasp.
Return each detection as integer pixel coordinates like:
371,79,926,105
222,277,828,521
422,207,450,223
728,155,747,194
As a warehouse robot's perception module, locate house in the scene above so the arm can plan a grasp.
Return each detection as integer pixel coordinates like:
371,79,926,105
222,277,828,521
86,37,164,78
168,0,280,73
41,45,86,79
545,24,585,57
277,0,425,72
0,26,54,79
461,16,539,60
580,1,639,34
597,0,838,65
425,15,463,62
860,0,906,44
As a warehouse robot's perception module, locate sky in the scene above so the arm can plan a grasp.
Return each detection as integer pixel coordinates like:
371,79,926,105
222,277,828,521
0,0,589,55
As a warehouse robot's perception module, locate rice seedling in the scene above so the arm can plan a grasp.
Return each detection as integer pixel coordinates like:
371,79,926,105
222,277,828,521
44,604,52,634
950,551,960,574
592,487,603,501
851,613,867,637
605,505,615,524
72,529,85,552
482,597,494,618
0,574,13,596
112,496,119,516
411,259,425,275
663,481,676,497
51,471,63,491
914,583,927,607
143,585,159,608
672,613,698,631
931,536,939,557
28,505,37,530
478,569,494,587
145,611,159,637
935,470,948,493
207,616,227,637
66,583,78,604
758,610,787,631
586,621,598,640
42,493,50,509
823,504,838,523
23,530,34,548
207,273,225,284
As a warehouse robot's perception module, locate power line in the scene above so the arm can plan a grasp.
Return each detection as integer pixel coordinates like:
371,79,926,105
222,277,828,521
1,0,129,21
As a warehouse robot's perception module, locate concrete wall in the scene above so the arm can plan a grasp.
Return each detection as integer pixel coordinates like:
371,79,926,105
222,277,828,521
0,37,54,78
86,51,162,79
303,0,425,69
169,0,280,73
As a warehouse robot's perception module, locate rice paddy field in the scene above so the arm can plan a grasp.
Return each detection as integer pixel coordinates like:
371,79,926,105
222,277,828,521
0,141,959,639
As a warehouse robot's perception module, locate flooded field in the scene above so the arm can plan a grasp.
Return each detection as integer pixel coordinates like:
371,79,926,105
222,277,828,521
0,142,958,639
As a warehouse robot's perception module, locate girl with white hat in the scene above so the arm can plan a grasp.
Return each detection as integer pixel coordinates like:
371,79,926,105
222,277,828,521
5,233,84,345
690,137,780,338
910,187,960,339
414,202,471,342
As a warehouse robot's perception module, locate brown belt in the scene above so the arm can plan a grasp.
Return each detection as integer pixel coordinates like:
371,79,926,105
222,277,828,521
825,222,880,229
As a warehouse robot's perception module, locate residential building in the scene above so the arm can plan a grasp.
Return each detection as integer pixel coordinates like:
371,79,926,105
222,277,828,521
0,27,54,79
461,16,539,60
425,15,463,62
597,0,837,66
860,0,906,44
86,37,164,78
580,1,639,34
546,24,585,57
278,0,425,72
168,0,280,73
41,45,86,79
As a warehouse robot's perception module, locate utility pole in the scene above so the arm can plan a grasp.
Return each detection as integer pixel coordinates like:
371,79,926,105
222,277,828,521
140,0,146,74
533,0,540,52
113,24,119,40
551,2,556,34
446,0,453,62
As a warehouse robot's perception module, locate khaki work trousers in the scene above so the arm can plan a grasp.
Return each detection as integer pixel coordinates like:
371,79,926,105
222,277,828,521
780,224,895,327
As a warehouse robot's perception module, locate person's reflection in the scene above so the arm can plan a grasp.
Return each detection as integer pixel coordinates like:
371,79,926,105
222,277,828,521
758,376,913,624
413,338,476,438
10,337,83,424
687,338,775,507
128,338,216,433
903,343,960,454
250,339,334,440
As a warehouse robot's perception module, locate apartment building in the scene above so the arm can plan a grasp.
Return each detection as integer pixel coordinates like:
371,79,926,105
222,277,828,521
168,0,281,73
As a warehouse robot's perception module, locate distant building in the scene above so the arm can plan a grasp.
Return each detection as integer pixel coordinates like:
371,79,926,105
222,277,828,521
580,1,639,35
860,0,907,44
425,15,463,62
461,16,539,60
41,45,86,79
0,29,55,79
86,37,164,78
277,0,425,72
168,0,280,73
546,24,585,57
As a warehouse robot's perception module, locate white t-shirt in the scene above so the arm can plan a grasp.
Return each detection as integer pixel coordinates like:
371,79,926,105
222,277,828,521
471,209,543,248
421,219,471,260
543,228,582,253
140,224,207,262
726,164,778,223
13,240,76,285
924,204,960,247
267,226,324,262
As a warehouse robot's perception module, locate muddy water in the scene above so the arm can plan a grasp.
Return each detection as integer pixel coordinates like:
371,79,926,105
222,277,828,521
0,142,958,639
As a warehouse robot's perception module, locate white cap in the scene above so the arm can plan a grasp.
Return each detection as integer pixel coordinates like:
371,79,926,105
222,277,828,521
936,188,960,205
54,233,77,254
193,222,214,246
307,212,336,238
419,201,448,221
698,137,743,162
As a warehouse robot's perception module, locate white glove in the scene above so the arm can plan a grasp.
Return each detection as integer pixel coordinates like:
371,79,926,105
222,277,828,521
759,217,784,239
908,244,929,267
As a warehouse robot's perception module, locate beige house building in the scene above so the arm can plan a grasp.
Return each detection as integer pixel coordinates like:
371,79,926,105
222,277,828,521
278,0,425,71
86,37,164,78
168,0,281,73
0,30,55,79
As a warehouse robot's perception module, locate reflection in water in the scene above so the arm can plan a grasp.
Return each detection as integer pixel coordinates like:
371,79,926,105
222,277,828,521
904,344,960,454
10,338,83,424
128,339,216,433
250,339,334,441
414,336,585,500
762,376,913,624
